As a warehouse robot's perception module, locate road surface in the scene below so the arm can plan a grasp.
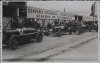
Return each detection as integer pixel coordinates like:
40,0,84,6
3,32,98,61
47,38,98,61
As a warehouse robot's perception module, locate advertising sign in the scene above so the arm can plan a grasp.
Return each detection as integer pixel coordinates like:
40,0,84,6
27,6,75,20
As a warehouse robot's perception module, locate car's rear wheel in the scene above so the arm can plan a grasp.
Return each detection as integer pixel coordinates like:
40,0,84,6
56,29,62,37
36,32,43,42
76,29,80,35
9,35,19,50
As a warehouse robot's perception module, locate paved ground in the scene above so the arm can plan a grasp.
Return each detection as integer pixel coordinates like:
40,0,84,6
3,32,98,61
47,38,98,61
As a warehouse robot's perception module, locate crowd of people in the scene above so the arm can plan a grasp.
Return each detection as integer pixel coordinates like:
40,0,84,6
46,19,98,36
10,17,98,36
11,18,42,30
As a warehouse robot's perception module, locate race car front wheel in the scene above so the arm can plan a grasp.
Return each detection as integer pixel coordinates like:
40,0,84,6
9,35,19,50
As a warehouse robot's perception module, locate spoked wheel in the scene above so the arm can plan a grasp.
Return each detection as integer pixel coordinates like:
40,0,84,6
56,29,62,37
36,32,43,42
45,30,50,36
9,35,19,50
76,29,80,35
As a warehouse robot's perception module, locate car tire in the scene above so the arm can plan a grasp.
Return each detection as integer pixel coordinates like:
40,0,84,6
9,35,19,50
36,32,43,42
76,30,80,35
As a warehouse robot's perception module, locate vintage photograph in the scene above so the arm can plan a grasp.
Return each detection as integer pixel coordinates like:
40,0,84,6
2,1,98,62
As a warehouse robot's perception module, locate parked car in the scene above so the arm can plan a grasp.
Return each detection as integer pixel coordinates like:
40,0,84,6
3,28,43,50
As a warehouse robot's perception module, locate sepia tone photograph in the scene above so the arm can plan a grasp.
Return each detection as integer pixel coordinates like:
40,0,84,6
2,1,98,62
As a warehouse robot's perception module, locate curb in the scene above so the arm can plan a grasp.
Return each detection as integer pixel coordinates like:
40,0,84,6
24,35,98,61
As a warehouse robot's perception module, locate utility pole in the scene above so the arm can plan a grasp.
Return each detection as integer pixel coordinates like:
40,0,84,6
17,7,19,17
17,7,20,23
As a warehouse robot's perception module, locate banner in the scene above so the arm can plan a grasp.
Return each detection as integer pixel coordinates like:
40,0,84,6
27,7,75,20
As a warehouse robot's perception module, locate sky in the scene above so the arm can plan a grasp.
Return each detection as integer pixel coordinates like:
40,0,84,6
27,1,98,16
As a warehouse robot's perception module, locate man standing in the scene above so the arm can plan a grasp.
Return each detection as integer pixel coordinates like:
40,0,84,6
67,20,73,35
11,17,20,30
